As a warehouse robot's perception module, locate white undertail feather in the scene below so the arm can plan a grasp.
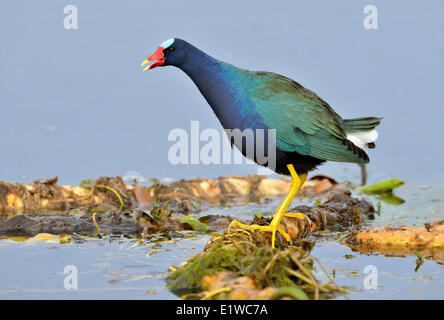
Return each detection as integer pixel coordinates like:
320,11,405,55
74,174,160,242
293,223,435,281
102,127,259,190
346,130,379,150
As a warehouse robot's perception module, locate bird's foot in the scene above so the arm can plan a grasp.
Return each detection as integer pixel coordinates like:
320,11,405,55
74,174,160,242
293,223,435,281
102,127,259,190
228,219,290,248
228,164,310,248
228,212,311,248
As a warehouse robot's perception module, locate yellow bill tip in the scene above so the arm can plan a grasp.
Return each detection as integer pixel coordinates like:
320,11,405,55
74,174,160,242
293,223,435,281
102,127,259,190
143,65,151,72
141,59,150,67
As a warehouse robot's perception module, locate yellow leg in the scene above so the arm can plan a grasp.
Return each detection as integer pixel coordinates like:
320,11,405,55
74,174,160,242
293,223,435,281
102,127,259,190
228,164,308,248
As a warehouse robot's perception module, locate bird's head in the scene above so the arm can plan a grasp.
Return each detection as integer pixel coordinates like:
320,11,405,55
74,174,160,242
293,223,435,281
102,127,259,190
141,38,186,71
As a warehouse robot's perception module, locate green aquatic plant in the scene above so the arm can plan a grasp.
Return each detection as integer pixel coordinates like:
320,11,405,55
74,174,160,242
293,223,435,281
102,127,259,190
355,178,404,194
179,216,211,232
376,202,381,216
80,179,125,210
414,250,424,272
314,199,323,207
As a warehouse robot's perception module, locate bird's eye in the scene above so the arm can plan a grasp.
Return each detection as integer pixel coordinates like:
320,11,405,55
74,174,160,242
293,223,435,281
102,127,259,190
166,47,175,53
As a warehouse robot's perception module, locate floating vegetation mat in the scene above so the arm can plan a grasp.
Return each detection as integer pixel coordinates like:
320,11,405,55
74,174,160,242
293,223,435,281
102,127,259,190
167,234,348,300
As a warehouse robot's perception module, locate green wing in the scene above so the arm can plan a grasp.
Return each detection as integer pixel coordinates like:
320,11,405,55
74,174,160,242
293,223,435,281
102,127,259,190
249,71,368,163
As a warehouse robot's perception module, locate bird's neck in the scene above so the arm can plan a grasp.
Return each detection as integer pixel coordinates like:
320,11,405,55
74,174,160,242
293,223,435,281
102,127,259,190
178,48,225,98
176,47,246,128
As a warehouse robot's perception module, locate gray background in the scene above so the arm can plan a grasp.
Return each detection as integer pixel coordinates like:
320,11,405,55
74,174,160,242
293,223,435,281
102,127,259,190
1,0,443,185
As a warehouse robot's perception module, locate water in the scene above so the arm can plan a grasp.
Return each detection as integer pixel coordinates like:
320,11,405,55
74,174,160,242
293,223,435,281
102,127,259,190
1,0,443,184
1,0,443,299
313,241,444,300
0,235,210,299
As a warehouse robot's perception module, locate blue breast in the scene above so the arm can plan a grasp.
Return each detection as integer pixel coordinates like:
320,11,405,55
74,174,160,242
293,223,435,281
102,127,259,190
185,61,267,130
177,48,276,162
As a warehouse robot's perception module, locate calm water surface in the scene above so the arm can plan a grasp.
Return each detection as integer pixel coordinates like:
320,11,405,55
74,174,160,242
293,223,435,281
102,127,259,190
1,0,443,184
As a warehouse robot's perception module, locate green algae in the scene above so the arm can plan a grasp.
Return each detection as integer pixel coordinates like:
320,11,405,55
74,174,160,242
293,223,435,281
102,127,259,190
167,242,243,291
166,238,321,298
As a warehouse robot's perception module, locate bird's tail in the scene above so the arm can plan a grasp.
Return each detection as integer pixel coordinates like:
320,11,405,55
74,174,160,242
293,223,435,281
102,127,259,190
343,117,383,150
343,117,383,132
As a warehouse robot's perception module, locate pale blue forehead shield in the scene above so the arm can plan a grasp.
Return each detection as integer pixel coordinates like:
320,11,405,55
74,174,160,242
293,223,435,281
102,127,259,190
160,38,174,48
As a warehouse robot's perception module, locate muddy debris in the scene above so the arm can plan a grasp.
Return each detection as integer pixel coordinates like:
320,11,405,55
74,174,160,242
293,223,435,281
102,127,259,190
0,174,373,240
0,176,135,216
290,189,375,232
346,220,444,264
0,214,95,236
0,208,234,237
0,174,346,216
0,186,374,242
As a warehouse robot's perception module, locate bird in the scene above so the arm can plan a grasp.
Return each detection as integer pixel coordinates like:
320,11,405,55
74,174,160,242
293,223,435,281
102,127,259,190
141,38,382,248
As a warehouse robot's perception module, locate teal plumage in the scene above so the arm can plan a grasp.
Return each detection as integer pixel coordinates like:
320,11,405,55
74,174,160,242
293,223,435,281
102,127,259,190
216,65,382,165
